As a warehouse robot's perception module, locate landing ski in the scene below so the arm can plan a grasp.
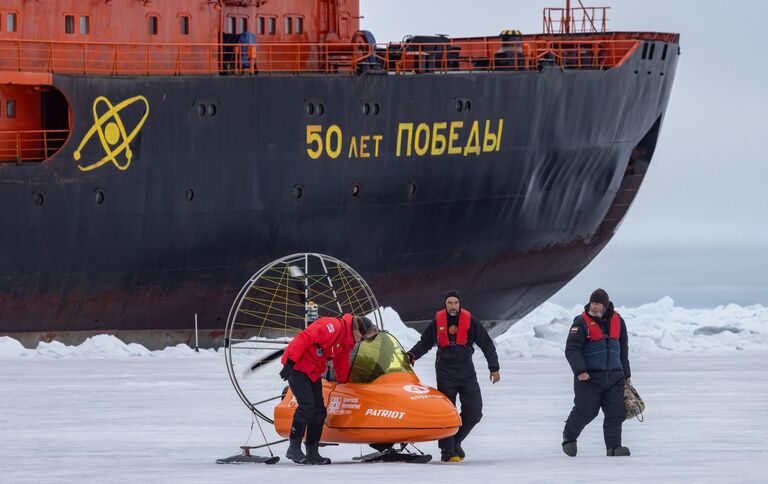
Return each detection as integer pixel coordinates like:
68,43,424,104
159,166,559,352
216,453,279,465
353,447,432,464
216,441,285,465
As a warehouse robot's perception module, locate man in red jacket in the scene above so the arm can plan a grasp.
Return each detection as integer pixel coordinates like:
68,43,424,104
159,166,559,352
279,314,378,465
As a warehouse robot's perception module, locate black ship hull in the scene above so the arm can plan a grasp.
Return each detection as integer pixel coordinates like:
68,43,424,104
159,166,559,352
0,41,678,340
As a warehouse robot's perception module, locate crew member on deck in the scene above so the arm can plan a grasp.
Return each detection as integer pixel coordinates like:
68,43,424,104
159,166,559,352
407,290,500,462
280,314,379,465
562,288,632,457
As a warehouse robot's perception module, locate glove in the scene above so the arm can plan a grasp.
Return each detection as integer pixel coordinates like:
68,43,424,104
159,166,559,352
279,359,295,381
406,352,416,365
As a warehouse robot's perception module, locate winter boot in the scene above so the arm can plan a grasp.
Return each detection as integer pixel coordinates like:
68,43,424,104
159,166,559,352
607,446,631,456
286,420,307,464
562,440,577,457
440,449,461,463
454,441,465,460
305,442,331,465
286,438,307,464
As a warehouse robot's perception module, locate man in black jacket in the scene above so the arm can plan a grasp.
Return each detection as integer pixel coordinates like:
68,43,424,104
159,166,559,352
562,288,631,457
407,290,500,462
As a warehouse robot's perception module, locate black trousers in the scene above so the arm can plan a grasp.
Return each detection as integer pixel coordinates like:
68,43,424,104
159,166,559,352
437,372,483,453
288,370,326,444
563,376,625,449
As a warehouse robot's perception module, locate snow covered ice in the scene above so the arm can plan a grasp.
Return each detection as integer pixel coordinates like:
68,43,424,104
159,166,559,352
1,298,766,483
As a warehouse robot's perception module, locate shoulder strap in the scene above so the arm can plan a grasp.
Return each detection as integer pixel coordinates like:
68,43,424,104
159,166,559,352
456,309,471,345
608,312,621,339
435,310,449,347
581,311,606,341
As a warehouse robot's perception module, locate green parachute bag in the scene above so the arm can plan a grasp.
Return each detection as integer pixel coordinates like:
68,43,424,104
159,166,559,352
624,382,645,421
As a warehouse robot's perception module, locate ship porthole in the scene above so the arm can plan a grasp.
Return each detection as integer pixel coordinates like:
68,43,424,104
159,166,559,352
198,104,207,116
306,103,315,115
207,104,217,117
456,100,463,112
407,182,417,198
317,103,325,116
186,189,194,201
372,103,380,115
95,189,105,205
351,183,360,197
465,100,472,112
293,184,304,199
362,102,370,115
33,191,44,207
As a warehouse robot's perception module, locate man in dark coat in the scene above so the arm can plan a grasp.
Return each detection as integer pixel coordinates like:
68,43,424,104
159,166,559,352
562,288,632,457
407,290,500,462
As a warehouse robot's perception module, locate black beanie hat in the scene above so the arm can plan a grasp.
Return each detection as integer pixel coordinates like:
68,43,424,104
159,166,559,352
444,289,462,302
589,288,610,306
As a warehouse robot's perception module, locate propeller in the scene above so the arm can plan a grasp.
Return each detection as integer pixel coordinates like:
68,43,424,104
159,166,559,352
242,349,286,378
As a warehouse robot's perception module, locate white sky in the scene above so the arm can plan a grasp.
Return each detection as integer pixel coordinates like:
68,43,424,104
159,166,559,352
361,0,768,307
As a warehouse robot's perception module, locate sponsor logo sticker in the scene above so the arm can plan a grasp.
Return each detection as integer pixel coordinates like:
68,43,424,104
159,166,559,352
328,396,342,414
402,384,430,394
365,408,406,419
327,323,335,333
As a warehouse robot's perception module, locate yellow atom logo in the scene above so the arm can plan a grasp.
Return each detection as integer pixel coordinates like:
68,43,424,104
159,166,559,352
74,95,149,172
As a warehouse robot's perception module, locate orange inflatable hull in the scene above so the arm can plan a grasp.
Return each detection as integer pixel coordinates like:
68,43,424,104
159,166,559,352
274,372,461,444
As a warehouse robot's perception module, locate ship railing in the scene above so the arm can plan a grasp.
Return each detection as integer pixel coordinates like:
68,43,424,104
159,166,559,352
375,39,640,73
0,38,640,77
0,129,69,164
543,6,610,34
222,39,640,74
